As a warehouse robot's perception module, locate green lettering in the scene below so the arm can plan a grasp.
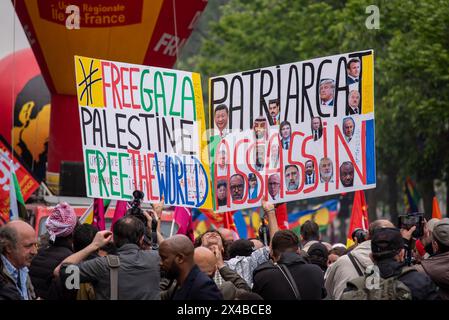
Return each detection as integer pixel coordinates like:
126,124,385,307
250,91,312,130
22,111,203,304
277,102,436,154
108,151,120,197
181,77,196,120
140,69,153,112
118,152,132,200
154,71,166,115
84,149,96,196
96,150,109,197
164,72,179,117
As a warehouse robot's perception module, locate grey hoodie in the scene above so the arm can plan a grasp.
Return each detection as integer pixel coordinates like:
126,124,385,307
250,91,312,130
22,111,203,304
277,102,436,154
324,240,373,300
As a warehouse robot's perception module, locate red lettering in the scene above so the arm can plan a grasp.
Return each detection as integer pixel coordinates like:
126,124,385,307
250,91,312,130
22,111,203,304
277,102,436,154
287,132,305,195
264,135,284,201
129,67,140,109
101,62,111,108
214,140,231,208
120,67,131,108
301,135,319,194
232,138,250,205
322,121,329,192
246,141,264,203
145,153,158,201
111,63,122,109
334,123,366,188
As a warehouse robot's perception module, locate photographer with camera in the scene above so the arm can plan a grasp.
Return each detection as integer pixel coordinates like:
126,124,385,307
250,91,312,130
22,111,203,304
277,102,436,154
415,219,449,299
54,196,162,299
341,227,439,300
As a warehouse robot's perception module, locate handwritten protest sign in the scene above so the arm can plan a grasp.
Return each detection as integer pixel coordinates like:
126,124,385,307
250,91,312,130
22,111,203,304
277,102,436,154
75,56,212,209
209,50,375,212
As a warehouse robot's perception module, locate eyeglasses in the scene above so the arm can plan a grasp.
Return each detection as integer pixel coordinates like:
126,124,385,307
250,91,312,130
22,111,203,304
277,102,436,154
230,184,244,190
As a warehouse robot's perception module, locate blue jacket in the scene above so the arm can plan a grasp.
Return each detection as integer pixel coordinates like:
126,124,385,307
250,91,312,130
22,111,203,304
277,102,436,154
173,265,223,300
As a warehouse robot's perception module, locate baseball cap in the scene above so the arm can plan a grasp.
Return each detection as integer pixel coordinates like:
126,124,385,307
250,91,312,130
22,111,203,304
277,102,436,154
371,227,404,258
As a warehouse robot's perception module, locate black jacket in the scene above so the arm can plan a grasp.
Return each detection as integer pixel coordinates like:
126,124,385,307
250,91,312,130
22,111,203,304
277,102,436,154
29,237,74,300
377,259,439,300
0,273,22,300
252,252,325,300
172,265,223,300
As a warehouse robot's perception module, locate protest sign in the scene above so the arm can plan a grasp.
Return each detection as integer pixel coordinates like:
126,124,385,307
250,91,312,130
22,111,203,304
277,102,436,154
0,136,40,223
75,56,212,209
209,50,375,212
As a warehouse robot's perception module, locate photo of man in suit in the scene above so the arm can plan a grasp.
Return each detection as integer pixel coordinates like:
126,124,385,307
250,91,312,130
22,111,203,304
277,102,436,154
216,149,228,176
311,116,323,141
270,143,280,168
340,161,355,187
216,180,228,207
319,79,335,108
255,143,265,171
285,165,299,191
319,157,334,183
305,160,315,185
343,117,355,143
248,173,258,200
280,121,291,150
268,174,281,201
214,104,229,137
253,116,268,140
268,99,280,125
348,90,360,115
230,174,245,201
347,58,361,85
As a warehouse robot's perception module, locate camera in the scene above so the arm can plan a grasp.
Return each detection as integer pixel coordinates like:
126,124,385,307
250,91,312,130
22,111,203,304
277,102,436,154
398,212,424,238
127,190,146,225
126,190,158,249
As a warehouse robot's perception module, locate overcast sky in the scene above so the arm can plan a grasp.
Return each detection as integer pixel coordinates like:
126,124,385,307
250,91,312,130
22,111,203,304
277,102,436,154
0,1,30,60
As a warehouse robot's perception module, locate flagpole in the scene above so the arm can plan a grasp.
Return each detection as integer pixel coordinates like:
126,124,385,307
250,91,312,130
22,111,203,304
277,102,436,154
169,208,177,237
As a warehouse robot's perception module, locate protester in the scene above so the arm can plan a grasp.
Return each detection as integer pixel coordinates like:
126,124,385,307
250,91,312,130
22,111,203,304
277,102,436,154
194,247,249,299
56,215,160,300
72,223,100,300
159,235,223,300
252,229,326,300
327,245,347,267
341,227,438,300
415,218,449,299
29,202,77,300
308,242,329,272
228,239,254,259
325,219,394,299
223,202,279,288
0,220,38,300
300,220,320,252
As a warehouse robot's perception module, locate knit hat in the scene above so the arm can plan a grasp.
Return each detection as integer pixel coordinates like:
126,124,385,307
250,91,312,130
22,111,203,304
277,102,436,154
46,202,77,241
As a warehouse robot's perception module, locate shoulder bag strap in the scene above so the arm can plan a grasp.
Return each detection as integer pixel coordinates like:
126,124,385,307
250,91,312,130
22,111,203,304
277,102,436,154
348,252,364,277
106,255,120,300
275,263,301,300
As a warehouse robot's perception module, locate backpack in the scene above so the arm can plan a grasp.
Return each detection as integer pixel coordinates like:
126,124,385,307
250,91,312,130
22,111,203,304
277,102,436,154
341,267,415,300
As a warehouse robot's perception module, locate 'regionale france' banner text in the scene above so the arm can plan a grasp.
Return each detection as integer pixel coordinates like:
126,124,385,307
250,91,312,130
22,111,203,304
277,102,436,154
75,56,213,209
209,50,375,212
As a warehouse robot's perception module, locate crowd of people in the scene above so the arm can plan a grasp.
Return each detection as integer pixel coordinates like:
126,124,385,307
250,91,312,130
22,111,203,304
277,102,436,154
0,200,448,300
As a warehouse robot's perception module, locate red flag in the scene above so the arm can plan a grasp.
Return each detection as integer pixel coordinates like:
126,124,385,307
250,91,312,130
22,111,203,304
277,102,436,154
111,200,129,230
275,203,289,230
346,191,369,247
92,198,106,231
432,196,442,219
